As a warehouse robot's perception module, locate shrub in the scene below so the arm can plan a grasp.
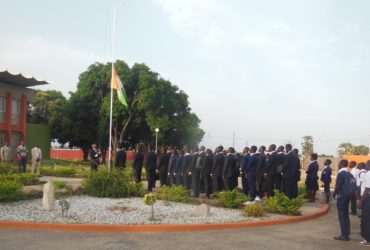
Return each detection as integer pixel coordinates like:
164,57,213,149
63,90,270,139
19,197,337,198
53,180,69,190
243,203,266,217
156,185,171,206
217,189,251,208
82,168,143,198
155,185,190,204
264,190,304,215
41,167,78,177
169,185,190,203
0,162,18,175
0,181,23,202
0,173,38,186
298,185,308,197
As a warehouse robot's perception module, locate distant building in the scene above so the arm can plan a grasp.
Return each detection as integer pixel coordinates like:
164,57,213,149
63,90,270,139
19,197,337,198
0,69,49,152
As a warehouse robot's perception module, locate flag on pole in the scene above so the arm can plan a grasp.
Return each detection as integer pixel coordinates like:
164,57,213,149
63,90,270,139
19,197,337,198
111,67,128,107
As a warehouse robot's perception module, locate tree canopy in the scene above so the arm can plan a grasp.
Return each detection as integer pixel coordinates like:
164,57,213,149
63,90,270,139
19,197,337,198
301,135,314,157
60,60,204,158
338,142,369,156
27,90,66,141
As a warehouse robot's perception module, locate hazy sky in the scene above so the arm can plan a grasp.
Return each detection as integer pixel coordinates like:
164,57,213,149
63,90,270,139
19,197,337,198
1,0,370,156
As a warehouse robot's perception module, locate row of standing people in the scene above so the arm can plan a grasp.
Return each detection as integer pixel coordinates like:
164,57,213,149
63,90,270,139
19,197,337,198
0,141,42,175
331,159,370,243
132,143,302,200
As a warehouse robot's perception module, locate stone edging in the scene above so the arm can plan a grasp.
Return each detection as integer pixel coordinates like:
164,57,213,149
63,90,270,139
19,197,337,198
0,204,329,232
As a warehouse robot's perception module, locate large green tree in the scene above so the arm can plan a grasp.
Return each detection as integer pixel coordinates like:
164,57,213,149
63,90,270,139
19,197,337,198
61,60,204,160
28,90,66,141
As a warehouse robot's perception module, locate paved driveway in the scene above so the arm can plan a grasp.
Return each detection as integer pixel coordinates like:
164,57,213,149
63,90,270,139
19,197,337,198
0,204,365,250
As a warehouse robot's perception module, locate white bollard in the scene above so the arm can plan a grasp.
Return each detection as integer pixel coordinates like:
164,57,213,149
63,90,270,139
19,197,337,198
42,180,55,211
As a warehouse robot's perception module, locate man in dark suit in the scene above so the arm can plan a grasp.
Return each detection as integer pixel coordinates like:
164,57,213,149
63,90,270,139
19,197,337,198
157,146,170,187
265,144,278,197
133,145,144,183
292,148,301,198
167,147,178,186
114,144,126,170
241,147,250,195
175,149,184,186
198,146,206,194
201,149,213,198
276,146,285,192
211,146,225,192
245,146,259,200
223,147,237,191
256,146,267,199
182,146,193,190
282,144,299,199
333,159,351,241
191,146,202,197
145,145,157,192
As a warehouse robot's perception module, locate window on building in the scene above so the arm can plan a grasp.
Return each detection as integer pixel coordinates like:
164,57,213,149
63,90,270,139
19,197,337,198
0,131,6,146
11,99,20,125
10,132,20,147
0,97,5,124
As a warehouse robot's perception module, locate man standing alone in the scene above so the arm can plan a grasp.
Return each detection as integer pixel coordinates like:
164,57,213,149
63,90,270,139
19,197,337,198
31,145,42,175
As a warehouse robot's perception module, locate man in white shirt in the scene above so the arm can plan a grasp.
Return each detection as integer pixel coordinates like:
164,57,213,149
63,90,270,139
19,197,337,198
358,161,370,245
31,145,42,175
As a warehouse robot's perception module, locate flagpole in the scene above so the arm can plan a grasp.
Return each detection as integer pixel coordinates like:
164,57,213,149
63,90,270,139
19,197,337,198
108,5,117,171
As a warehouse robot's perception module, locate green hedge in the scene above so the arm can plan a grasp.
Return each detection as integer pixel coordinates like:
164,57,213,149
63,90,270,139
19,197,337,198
0,162,18,175
0,173,38,185
82,168,143,198
0,181,23,202
41,167,79,177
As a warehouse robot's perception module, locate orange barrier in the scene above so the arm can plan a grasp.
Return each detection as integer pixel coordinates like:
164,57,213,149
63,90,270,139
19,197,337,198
50,149,134,161
0,204,329,232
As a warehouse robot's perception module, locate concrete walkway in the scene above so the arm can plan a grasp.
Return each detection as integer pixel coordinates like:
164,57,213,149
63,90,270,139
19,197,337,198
22,176,84,197
0,203,364,250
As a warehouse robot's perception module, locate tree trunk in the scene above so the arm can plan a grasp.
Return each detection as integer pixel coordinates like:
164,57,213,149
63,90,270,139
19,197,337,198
82,148,89,161
101,149,107,165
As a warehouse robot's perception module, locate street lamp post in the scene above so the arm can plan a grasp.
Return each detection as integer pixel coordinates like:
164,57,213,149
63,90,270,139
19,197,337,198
155,128,159,153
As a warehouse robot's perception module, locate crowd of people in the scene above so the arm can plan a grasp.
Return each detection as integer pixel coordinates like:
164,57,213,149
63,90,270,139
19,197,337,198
87,142,370,245
331,159,370,245
129,143,302,200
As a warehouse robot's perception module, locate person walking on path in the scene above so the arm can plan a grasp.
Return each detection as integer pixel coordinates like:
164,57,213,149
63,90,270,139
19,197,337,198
333,159,351,241
31,145,42,175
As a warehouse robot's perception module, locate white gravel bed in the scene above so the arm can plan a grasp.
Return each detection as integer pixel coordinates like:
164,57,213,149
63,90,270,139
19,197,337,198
0,196,285,225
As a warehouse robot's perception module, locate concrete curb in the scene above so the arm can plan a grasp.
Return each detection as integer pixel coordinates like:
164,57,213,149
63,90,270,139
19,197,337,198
0,204,329,232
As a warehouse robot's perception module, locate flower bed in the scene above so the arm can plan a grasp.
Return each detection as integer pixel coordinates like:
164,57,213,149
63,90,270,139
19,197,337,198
0,196,285,225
